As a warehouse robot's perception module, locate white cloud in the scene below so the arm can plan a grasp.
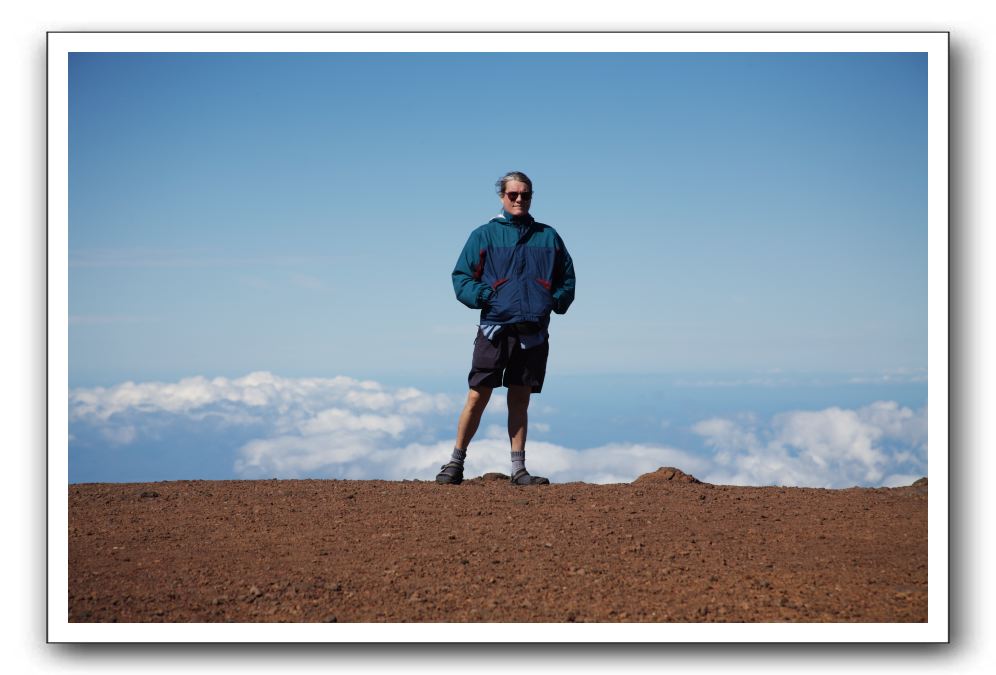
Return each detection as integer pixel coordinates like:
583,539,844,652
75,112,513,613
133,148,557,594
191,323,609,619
235,432,384,478
296,408,407,437
69,371,456,423
693,401,927,488
69,373,927,487
775,407,885,480
70,373,280,421
68,371,713,484
534,441,710,484
479,421,549,438
484,396,507,414
99,425,137,446
858,400,927,445
882,473,923,488
342,389,395,411
396,388,452,415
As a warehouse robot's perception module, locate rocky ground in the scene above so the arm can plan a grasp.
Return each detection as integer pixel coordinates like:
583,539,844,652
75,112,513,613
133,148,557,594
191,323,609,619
68,468,928,623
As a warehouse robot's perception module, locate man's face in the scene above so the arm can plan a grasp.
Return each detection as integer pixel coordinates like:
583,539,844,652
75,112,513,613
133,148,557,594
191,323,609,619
500,180,532,217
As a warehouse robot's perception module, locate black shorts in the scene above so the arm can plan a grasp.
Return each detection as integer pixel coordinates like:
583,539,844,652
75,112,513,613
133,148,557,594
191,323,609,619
467,328,550,393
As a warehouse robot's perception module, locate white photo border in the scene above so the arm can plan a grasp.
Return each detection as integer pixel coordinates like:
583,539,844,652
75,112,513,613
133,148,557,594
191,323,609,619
48,31,949,643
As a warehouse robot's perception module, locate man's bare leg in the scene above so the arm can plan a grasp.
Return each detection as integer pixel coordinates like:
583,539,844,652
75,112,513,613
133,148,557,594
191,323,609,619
455,385,493,450
507,385,547,484
506,384,531,452
437,386,493,485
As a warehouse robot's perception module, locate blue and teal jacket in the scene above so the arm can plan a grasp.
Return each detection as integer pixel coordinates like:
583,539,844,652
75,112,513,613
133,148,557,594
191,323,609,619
452,209,576,325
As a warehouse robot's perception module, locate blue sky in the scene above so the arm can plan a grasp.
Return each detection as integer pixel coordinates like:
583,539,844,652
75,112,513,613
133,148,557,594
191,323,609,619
68,52,928,486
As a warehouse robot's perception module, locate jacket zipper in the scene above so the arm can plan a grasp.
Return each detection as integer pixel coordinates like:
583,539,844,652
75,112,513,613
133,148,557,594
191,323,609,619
515,223,531,318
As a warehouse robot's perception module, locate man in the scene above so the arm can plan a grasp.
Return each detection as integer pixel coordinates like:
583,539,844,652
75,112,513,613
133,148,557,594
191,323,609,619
436,171,576,486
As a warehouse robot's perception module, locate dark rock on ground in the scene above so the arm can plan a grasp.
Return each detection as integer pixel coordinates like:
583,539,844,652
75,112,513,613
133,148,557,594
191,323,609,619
633,466,701,484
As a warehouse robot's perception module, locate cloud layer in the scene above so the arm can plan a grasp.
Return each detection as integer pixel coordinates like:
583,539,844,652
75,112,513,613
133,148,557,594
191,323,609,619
69,372,927,487
693,401,927,488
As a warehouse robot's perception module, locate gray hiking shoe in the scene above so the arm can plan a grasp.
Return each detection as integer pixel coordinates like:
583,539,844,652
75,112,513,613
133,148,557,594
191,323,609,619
510,468,549,485
435,462,464,485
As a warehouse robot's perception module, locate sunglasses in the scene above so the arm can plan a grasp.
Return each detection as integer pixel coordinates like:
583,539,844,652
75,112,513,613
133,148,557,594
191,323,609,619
504,191,533,202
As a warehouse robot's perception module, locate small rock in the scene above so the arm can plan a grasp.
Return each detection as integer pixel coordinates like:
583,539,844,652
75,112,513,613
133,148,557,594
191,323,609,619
140,491,160,499
324,615,338,622
632,467,702,484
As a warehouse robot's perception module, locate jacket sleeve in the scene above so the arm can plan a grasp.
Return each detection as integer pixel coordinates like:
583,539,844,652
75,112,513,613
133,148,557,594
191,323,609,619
551,233,576,315
452,229,494,309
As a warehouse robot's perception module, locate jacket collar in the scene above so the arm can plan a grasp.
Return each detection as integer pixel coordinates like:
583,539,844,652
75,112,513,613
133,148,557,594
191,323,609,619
494,208,535,226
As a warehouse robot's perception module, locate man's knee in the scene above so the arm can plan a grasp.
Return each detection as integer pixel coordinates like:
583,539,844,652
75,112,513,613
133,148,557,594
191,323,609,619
466,386,492,411
506,385,531,411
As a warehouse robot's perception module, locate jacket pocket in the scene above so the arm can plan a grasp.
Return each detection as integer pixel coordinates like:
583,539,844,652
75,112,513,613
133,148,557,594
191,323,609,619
485,278,516,321
532,278,554,315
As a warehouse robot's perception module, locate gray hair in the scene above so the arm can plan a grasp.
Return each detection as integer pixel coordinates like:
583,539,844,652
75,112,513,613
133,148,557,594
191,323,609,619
495,171,533,195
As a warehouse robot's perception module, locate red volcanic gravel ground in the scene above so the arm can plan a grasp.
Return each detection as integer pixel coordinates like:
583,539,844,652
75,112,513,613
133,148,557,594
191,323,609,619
68,468,928,623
